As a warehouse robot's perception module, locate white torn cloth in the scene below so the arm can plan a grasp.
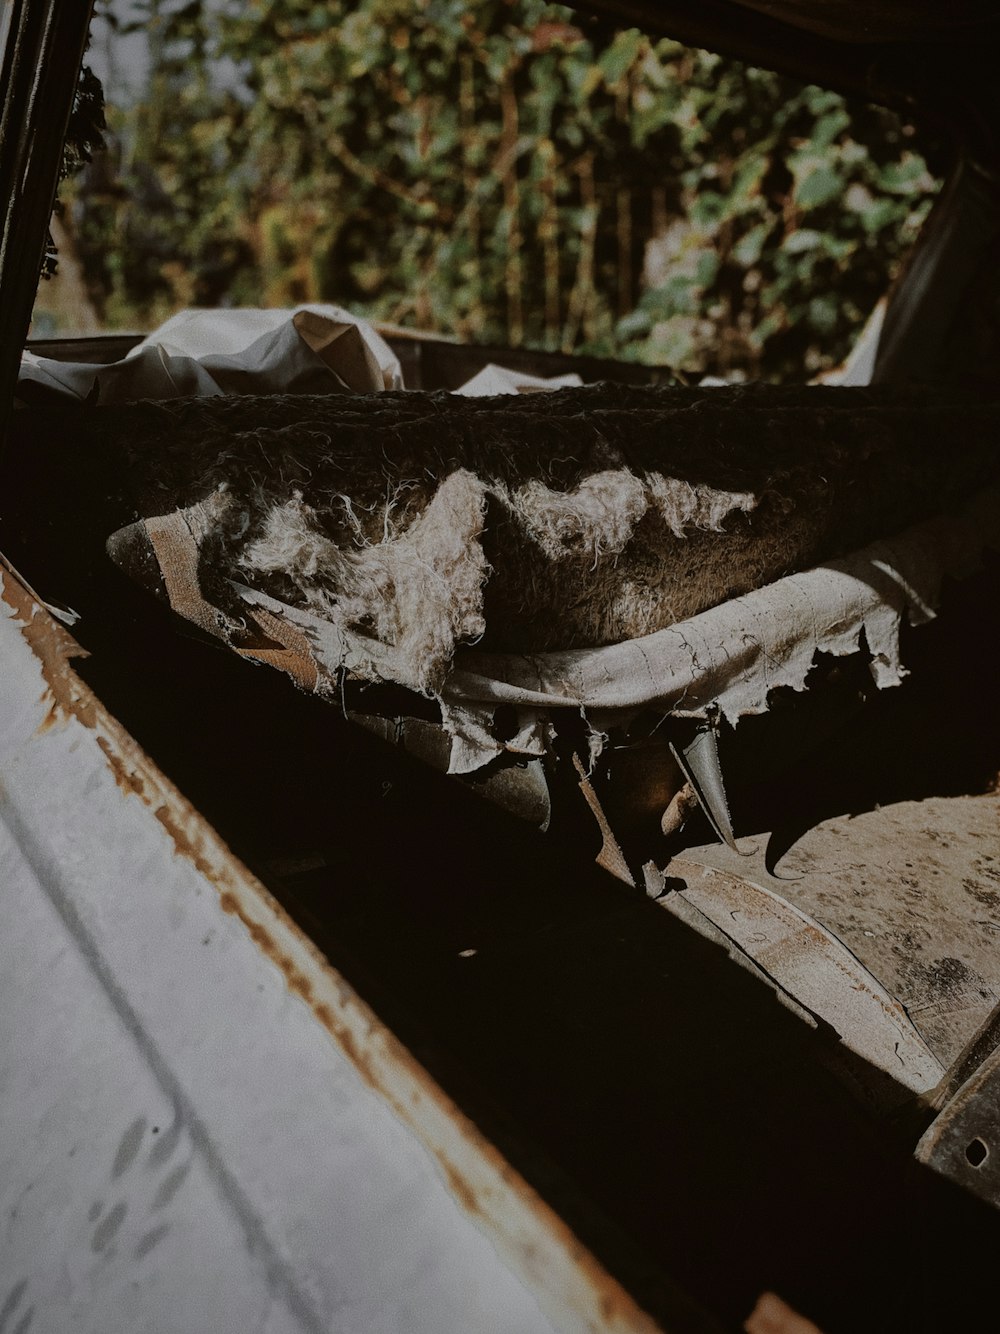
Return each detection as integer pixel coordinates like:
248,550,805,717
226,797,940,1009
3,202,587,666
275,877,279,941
439,487,1000,761
239,467,489,695
19,307,583,405
19,306,403,404
453,363,583,396
224,487,999,775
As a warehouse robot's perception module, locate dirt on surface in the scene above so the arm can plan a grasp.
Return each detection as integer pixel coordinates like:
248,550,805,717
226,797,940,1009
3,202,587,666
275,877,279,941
679,790,1000,1069
777,791,1000,1067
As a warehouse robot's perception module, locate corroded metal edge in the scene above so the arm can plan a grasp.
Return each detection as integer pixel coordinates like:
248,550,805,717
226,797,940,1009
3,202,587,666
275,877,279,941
0,561,672,1334
665,857,944,1110
916,1042,1000,1209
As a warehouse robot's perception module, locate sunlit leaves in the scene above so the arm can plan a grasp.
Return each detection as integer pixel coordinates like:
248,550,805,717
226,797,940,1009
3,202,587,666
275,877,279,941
792,158,843,210
598,29,642,87
67,0,940,379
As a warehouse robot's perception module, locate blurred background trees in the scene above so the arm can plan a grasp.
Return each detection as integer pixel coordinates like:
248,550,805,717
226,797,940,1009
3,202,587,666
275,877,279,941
37,0,941,381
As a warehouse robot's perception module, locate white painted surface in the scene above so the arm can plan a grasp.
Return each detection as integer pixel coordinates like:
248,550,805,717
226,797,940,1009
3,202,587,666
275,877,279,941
0,581,559,1334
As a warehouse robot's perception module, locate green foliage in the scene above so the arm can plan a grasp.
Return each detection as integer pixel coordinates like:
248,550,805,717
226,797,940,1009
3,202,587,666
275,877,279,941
43,64,107,280
64,0,940,380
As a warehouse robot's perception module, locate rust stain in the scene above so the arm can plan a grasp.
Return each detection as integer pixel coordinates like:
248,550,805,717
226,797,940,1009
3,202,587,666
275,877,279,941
155,805,224,885
290,973,314,1002
319,1016,377,1092
2,566,662,1333
218,889,381,1089
216,879,661,1329
162,815,659,1329
95,728,659,1323
578,1250,654,1329
96,735,147,800
441,1160,482,1217
35,691,64,735
1,569,96,730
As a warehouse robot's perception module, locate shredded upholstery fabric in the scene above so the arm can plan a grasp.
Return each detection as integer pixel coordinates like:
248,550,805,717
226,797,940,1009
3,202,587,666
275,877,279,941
11,382,998,778
92,384,996,650
239,469,489,693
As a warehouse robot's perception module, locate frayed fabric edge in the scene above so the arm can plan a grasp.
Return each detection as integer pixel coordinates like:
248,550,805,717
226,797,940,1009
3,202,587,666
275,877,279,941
441,487,1000,768
160,487,996,778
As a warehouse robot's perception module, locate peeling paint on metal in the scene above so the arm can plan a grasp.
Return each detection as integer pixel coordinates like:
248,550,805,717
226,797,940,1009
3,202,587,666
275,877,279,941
95,735,147,800
1,563,94,729
1,560,668,1334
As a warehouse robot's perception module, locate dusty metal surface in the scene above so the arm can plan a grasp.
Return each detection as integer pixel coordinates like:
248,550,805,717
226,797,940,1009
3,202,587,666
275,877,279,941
662,857,943,1110
675,788,1000,1073
768,794,1000,1068
0,561,669,1334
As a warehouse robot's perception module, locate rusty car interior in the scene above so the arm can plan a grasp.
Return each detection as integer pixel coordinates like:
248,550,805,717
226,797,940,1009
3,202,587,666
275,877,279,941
2,2,1000,1331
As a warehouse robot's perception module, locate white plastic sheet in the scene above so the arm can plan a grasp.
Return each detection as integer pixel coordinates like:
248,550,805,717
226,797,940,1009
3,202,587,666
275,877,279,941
443,488,1000,729
18,306,403,403
221,488,999,774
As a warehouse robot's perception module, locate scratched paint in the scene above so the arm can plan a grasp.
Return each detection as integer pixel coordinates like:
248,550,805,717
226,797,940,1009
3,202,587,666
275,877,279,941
0,562,669,1334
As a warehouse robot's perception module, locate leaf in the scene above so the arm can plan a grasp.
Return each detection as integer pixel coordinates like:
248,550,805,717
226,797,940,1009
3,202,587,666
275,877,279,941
807,293,839,336
810,108,850,151
729,150,768,207
794,163,842,211
858,197,901,235
694,249,719,288
782,228,823,255
818,232,857,262
803,85,842,117
645,315,703,370
689,191,726,230
877,155,931,195
731,223,769,268
57,0,939,383
615,308,651,341
599,29,643,86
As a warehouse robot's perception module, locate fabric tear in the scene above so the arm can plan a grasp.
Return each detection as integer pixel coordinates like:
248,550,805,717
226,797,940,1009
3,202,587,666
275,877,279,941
443,487,1000,765
440,700,503,775
646,474,758,538
240,468,489,694
89,380,999,657
93,376,999,782
506,709,553,758
514,470,649,561
112,483,998,780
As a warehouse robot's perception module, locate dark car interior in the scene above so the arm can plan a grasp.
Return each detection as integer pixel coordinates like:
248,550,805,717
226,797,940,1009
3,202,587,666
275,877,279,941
3,3,1000,1330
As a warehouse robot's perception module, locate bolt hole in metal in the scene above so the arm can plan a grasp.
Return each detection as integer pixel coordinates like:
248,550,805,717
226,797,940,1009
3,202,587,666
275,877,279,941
966,1138,989,1168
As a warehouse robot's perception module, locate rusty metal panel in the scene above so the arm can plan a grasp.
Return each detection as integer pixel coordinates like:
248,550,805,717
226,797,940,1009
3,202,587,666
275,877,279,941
917,1044,1000,1210
0,563,664,1334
